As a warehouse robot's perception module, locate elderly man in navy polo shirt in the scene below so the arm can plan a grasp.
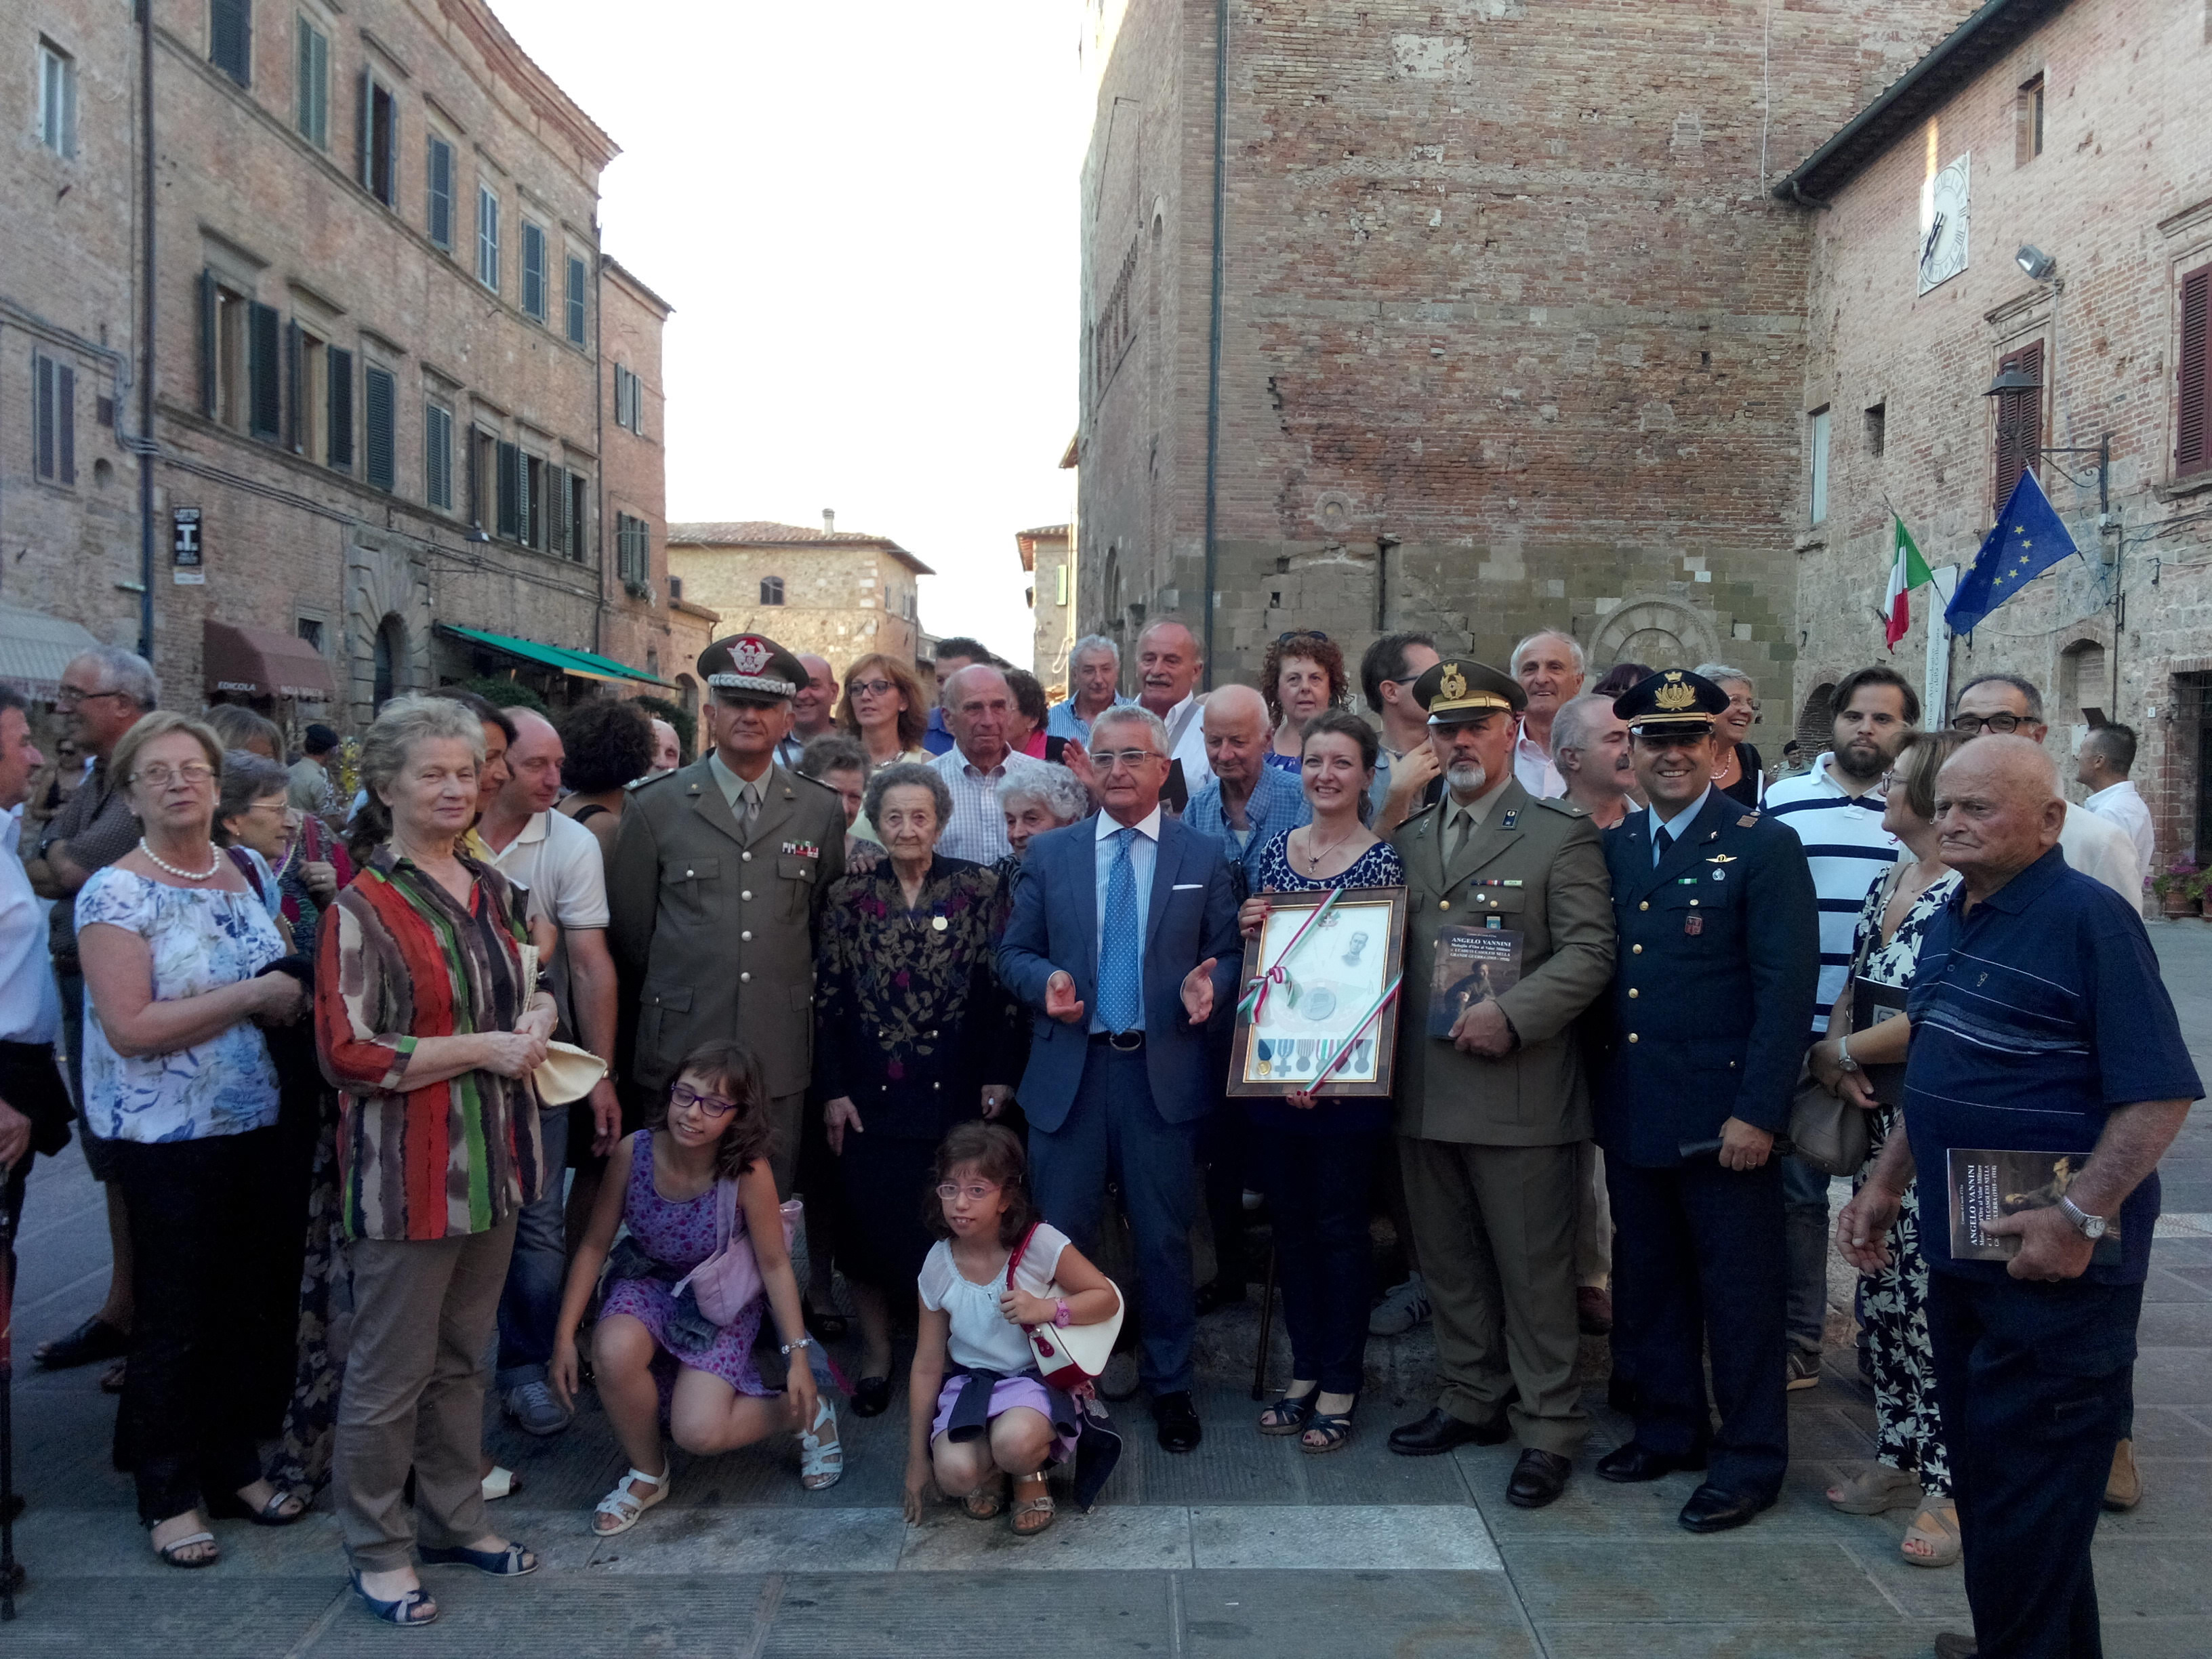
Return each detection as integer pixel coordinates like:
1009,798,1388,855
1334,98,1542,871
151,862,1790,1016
1839,737,2200,1659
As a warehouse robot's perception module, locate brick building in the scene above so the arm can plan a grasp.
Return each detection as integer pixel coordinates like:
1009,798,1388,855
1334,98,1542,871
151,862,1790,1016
1017,522,1076,695
665,516,931,682
3,0,676,733
1074,0,1980,703
1780,0,2212,869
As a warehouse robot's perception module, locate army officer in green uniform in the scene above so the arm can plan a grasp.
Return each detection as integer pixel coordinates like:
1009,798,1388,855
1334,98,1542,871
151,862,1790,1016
1383,657,1616,1510
609,633,847,1196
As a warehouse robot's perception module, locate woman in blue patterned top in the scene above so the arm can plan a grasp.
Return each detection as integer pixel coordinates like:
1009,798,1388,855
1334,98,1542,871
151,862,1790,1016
1237,710,1404,1453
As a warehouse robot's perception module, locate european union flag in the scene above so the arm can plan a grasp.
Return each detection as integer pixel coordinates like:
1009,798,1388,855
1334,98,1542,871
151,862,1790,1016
1945,468,2079,635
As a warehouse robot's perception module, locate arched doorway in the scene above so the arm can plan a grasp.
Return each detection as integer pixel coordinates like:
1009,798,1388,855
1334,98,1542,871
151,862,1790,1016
1795,683,1837,761
372,615,408,712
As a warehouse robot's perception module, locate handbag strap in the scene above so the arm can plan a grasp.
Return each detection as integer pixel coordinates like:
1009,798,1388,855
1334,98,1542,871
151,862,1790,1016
715,1176,738,1250
1004,1221,1045,1328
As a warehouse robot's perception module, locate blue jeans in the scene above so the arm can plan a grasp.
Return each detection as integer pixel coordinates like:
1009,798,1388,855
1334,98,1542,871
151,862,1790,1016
1780,1151,1830,1355
495,1104,567,1392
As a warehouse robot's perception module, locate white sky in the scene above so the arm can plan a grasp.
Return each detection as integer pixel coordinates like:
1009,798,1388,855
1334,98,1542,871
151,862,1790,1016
496,0,1080,665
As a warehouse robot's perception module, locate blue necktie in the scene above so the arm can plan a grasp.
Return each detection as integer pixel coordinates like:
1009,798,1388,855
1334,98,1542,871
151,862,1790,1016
1097,828,1141,1033
1654,826,1673,868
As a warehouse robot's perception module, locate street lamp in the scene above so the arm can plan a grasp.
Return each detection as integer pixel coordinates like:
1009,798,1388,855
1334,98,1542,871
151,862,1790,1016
2015,244,2057,282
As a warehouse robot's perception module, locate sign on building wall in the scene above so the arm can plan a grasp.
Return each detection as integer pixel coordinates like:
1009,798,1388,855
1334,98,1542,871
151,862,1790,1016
172,507,205,585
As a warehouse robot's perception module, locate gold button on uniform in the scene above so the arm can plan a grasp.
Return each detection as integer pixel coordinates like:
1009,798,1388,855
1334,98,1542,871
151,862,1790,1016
1628,1033,1639,1043
1639,901,1649,912
1439,899,1451,911
1632,944,1643,955
1628,987,1639,999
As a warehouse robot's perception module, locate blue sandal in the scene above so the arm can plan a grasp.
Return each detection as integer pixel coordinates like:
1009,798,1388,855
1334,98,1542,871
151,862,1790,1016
1258,1391,1318,1436
1301,1397,1358,1454
418,1540,537,1576
350,1570,438,1626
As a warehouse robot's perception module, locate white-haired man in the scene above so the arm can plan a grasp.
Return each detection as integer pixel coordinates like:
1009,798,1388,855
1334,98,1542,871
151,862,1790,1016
1511,631,1582,800
1048,635,1134,745
1134,618,1212,790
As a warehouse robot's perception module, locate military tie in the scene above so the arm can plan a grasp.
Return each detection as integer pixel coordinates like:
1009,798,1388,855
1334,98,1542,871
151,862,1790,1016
1654,826,1674,868
1450,810,1473,859
1096,828,1141,1033
742,779,760,832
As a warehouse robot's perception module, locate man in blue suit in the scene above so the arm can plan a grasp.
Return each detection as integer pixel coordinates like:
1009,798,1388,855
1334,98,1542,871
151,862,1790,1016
1591,670,1819,1533
998,704,1242,1452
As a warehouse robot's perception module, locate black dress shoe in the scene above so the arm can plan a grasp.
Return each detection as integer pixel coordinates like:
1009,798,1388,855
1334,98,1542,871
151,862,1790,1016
1153,1390,1203,1453
1387,1407,1508,1457
849,1375,893,1418
1594,1441,1707,1483
34,1315,129,1370
1506,1449,1573,1509
1677,1481,1776,1534
1193,1279,1247,1316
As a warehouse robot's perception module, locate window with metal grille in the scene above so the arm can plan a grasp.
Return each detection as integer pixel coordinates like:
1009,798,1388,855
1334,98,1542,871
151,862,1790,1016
38,39,77,157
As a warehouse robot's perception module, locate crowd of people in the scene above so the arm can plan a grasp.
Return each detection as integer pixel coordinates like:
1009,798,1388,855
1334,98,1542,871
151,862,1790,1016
0,617,2192,1659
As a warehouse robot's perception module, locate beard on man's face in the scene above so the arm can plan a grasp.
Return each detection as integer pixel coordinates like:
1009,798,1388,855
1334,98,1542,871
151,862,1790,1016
1446,761,1488,796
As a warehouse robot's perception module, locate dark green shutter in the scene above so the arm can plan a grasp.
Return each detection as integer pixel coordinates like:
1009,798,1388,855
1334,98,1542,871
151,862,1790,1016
497,441,520,539
198,270,218,417
57,364,75,485
428,139,452,250
210,0,251,85
565,256,586,344
284,320,302,451
327,347,353,470
248,301,282,440
365,365,396,490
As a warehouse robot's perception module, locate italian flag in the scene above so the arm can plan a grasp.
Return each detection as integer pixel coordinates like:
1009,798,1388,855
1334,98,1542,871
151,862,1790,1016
1884,516,1934,651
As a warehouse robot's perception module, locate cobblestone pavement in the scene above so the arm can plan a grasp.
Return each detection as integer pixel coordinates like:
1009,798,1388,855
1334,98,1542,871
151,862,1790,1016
7,923,2211,1656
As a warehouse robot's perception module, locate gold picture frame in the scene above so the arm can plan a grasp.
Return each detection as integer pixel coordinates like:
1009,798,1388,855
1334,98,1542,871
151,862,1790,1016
1227,884,1409,1098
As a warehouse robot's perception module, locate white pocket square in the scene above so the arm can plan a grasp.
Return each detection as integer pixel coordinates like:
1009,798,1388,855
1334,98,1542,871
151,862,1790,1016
1171,882,1205,890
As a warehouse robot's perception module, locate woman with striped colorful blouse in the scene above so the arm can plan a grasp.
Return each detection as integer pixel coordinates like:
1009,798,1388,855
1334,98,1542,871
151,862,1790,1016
315,695,557,1629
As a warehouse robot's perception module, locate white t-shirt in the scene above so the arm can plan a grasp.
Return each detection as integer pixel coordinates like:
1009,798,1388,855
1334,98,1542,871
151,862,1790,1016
2081,781,2155,888
484,808,610,929
919,1223,1070,1375
2058,800,2141,905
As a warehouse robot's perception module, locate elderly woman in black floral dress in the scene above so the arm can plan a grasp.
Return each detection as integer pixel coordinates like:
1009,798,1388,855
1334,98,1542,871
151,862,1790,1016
1807,728,1967,1570
816,761,1016,1418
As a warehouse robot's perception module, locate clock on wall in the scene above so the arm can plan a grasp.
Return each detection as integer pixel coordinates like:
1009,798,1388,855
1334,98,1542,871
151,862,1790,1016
1918,152,1971,294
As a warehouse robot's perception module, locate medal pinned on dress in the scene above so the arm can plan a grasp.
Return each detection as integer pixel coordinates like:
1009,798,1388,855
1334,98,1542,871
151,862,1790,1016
930,916,948,932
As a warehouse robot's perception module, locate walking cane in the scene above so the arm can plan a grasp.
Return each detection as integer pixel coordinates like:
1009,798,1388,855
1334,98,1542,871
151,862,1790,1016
1248,1242,1278,1402
1,1184,20,1620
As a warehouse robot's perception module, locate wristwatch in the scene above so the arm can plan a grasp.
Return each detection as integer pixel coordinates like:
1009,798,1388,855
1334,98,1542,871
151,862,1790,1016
1835,1035,1860,1075
2059,1194,2110,1240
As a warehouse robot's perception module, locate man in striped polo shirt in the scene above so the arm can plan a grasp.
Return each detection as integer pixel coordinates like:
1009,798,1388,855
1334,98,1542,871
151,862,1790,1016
1761,664,1916,1387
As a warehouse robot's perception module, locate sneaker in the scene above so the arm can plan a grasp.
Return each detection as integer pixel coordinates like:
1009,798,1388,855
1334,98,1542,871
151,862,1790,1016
1369,1273,1431,1337
1785,1349,1822,1391
504,1379,573,1437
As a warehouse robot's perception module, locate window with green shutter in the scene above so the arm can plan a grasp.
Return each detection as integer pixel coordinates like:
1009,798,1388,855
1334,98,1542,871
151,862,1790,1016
364,365,396,491
522,223,546,321
426,136,454,251
327,346,353,470
34,354,75,485
496,441,520,539
477,187,500,291
295,18,327,147
210,0,251,86
249,301,283,441
565,256,587,345
357,70,397,207
425,403,453,509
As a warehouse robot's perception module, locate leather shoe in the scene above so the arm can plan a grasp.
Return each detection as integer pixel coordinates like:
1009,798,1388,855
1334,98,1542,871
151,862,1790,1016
1932,1634,1978,1659
1193,1278,1246,1316
1506,1449,1573,1509
1595,1441,1706,1483
1153,1390,1203,1454
1677,1481,1775,1534
1387,1407,1508,1456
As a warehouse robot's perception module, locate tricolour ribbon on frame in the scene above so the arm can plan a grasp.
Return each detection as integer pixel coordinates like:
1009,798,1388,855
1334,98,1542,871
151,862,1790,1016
1235,886,1345,1024
1307,975,1403,1088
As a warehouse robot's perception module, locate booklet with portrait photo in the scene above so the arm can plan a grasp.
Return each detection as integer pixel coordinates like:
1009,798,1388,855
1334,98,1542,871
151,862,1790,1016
1429,925,1521,1039
1946,1147,2122,1266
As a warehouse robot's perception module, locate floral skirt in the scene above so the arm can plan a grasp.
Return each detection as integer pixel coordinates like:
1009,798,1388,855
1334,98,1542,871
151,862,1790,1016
1853,1109,1952,1497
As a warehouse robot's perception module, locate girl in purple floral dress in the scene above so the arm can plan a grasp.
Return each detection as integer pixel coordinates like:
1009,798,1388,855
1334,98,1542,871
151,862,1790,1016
552,1042,838,1536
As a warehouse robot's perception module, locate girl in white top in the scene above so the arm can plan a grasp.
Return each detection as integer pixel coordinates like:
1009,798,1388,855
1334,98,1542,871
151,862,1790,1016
903,1122,1118,1538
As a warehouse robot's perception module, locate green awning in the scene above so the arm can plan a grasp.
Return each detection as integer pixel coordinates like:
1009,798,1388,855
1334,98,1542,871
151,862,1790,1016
438,623,670,688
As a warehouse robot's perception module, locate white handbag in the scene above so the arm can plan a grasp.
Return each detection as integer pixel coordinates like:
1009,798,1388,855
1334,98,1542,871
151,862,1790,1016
1006,1223,1124,1391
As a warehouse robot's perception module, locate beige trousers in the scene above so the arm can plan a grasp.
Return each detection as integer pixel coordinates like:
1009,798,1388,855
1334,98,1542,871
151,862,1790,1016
1576,1140,1613,1289
335,1216,516,1572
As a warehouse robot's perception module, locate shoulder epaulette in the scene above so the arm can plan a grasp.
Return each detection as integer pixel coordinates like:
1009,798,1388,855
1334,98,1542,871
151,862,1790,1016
1532,796,1586,817
1736,811,1761,827
626,769,678,793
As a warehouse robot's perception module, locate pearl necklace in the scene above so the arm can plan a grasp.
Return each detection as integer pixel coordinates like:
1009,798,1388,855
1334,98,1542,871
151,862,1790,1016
138,837,223,882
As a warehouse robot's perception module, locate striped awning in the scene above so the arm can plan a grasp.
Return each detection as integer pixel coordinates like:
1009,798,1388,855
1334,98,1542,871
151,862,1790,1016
0,601,103,701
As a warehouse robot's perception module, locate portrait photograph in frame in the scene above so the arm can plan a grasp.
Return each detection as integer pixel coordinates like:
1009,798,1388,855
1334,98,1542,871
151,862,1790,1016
1227,884,1409,1099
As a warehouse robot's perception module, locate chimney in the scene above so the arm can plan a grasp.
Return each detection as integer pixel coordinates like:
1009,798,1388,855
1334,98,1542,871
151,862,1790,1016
822,508,836,535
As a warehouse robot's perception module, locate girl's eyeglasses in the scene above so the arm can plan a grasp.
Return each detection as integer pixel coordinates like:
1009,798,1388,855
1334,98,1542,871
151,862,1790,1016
935,1181,1002,1202
670,1083,738,1119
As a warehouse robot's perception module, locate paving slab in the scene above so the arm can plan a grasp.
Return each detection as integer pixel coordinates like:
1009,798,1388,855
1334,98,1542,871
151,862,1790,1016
897,1502,1190,1571
1189,1504,1502,1570
0,1576,341,1655
1536,1619,1958,1658
1499,1538,1911,1624
760,1570,1172,1656
1182,1570,1538,1658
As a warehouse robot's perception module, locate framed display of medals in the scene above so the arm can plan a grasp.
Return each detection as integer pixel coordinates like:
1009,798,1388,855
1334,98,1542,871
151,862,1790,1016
1227,884,1409,1098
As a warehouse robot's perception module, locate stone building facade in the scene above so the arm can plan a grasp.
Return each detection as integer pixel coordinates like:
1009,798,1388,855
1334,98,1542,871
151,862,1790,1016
2,0,675,734
1017,523,1076,696
1782,0,2212,870
665,517,931,680
1073,0,1980,706
598,254,676,680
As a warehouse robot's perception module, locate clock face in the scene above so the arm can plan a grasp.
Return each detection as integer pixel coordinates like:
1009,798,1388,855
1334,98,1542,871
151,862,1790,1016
1918,153,1971,295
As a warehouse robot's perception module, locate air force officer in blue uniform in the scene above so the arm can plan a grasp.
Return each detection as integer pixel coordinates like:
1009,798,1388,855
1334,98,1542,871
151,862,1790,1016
998,703,1242,1453
1591,670,1819,1533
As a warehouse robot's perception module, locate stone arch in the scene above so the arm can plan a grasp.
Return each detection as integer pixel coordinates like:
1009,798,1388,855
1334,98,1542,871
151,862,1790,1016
346,532,432,729
372,615,407,712
1587,596,1719,677
2056,632,2110,724
1795,682,1837,760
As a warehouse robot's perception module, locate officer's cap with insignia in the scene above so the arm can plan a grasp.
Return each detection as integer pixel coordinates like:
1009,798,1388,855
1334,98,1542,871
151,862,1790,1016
1412,657,1526,726
1614,668,1728,738
699,633,806,706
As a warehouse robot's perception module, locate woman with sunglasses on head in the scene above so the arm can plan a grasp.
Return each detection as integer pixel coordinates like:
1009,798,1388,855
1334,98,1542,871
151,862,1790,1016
75,712,312,1569
1694,663,1767,808
553,1040,835,1538
1261,632,1349,775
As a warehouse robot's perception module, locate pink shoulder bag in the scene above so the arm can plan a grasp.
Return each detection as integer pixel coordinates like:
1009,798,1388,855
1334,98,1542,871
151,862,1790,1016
671,1180,802,1328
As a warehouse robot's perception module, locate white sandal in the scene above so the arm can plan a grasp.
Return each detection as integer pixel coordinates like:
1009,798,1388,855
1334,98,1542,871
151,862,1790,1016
481,1464,521,1503
800,1397,844,1491
591,1465,671,1536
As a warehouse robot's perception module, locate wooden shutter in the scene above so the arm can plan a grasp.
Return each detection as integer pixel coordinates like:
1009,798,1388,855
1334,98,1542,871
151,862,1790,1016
356,69,371,190
58,363,75,485
249,301,282,439
33,356,54,480
199,270,219,417
210,0,250,85
2179,264,2212,478
497,441,520,539
428,139,452,249
285,320,302,451
364,366,395,490
566,256,586,344
523,224,545,320
327,346,353,470
1993,340,2043,512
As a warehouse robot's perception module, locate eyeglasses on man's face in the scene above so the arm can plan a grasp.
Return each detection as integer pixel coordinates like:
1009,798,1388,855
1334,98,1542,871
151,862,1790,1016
1950,712,2026,735
935,1181,1002,1203
670,1083,737,1119
1094,747,1164,773
56,685,131,710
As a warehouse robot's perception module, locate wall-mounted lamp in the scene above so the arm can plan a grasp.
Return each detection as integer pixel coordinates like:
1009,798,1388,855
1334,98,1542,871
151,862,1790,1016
2015,244,2057,282
1984,365,2042,396
466,521,493,544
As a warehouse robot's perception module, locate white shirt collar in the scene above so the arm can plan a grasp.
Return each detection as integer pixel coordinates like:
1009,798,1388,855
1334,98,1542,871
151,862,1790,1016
2083,780,2139,808
1097,804,1164,843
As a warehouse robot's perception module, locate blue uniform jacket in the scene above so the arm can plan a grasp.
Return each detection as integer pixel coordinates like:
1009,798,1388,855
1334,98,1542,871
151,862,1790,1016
1593,790,1820,1168
996,812,1243,1133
